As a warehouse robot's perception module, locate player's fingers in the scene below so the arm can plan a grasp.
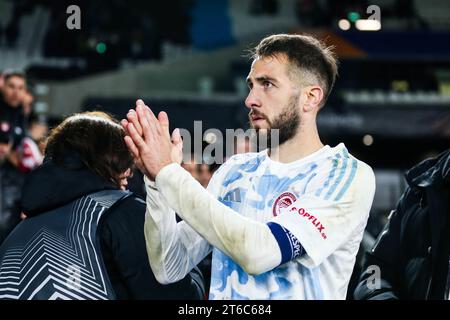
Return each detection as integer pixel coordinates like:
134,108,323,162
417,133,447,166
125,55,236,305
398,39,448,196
127,108,143,136
136,104,154,141
158,111,171,141
127,122,148,152
124,135,140,159
171,128,182,146
137,99,155,124
120,119,129,132
136,99,145,107
142,105,160,137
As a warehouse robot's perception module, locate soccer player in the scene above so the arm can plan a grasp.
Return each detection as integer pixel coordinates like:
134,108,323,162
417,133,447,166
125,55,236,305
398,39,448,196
123,34,376,299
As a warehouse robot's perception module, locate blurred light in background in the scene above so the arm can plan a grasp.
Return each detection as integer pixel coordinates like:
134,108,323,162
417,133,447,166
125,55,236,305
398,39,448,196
204,132,218,144
338,19,351,31
363,134,374,146
392,80,410,92
355,19,381,31
96,42,107,54
347,12,360,23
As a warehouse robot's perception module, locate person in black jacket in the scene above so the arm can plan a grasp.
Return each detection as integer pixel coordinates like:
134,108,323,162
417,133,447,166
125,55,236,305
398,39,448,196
354,148,450,300
0,111,204,300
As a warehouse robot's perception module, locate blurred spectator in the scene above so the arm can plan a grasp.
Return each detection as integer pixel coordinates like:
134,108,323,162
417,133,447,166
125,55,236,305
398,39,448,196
0,71,26,110
0,72,43,173
354,148,450,299
0,70,27,147
0,70,42,242
0,120,24,244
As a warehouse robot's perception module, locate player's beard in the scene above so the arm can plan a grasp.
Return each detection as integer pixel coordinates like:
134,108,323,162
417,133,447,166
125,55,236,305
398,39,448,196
249,93,300,148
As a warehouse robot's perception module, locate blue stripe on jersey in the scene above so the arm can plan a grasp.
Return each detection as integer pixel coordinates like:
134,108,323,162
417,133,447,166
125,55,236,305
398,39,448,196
222,155,265,187
324,149,349,200
302,266,324,299
302,172,317,195
267,222,305,265
315,153,341,198
335,159,358,201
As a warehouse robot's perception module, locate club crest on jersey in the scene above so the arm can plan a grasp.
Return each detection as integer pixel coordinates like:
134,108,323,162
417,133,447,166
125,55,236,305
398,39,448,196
272,192,297,216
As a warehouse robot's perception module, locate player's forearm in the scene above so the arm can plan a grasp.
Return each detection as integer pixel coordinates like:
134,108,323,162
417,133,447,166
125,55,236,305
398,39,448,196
155,163,282,275
144,177,205,284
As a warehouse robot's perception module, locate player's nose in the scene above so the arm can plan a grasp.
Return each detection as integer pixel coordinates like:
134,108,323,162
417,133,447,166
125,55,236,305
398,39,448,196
245,89,261,109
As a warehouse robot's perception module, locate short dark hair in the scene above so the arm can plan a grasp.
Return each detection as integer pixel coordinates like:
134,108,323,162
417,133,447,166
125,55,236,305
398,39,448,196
2,70,27,83
45,111,133,187
251,34,338,107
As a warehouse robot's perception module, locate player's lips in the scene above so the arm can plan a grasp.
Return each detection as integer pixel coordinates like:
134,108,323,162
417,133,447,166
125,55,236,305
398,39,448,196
249,110,268,126
250,114,266,121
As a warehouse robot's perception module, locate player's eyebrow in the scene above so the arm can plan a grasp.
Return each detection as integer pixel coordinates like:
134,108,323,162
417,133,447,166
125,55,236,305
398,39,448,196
246,75,278,86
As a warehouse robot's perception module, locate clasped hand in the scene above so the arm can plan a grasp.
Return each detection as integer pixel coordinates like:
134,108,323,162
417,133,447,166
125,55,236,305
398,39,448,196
121,99,182,180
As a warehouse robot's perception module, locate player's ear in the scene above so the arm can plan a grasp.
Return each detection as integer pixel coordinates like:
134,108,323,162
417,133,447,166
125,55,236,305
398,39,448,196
303,86,323,112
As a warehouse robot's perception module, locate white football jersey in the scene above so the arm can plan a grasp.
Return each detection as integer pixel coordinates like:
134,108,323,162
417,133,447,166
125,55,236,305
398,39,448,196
207,143,375,299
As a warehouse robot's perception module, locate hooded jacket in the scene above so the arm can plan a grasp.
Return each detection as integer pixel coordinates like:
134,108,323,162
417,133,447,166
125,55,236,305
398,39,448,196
354,148,450,300
4,155,204,299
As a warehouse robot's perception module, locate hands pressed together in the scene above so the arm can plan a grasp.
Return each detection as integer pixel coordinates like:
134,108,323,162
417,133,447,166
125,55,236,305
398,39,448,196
121,99,183,180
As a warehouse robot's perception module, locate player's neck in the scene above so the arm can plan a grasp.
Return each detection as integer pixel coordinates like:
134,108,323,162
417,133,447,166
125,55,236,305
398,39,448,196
269,124,324,164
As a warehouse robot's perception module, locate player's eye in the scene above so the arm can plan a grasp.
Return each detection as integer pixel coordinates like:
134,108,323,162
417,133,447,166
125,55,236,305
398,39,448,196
263,81,273,89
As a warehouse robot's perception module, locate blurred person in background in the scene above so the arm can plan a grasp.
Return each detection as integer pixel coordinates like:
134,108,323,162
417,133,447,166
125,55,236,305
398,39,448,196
0,74,43,173
355,148,450,300
0,70,27,137
0,111,204,300
0,71,29,160
0,120,24,244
